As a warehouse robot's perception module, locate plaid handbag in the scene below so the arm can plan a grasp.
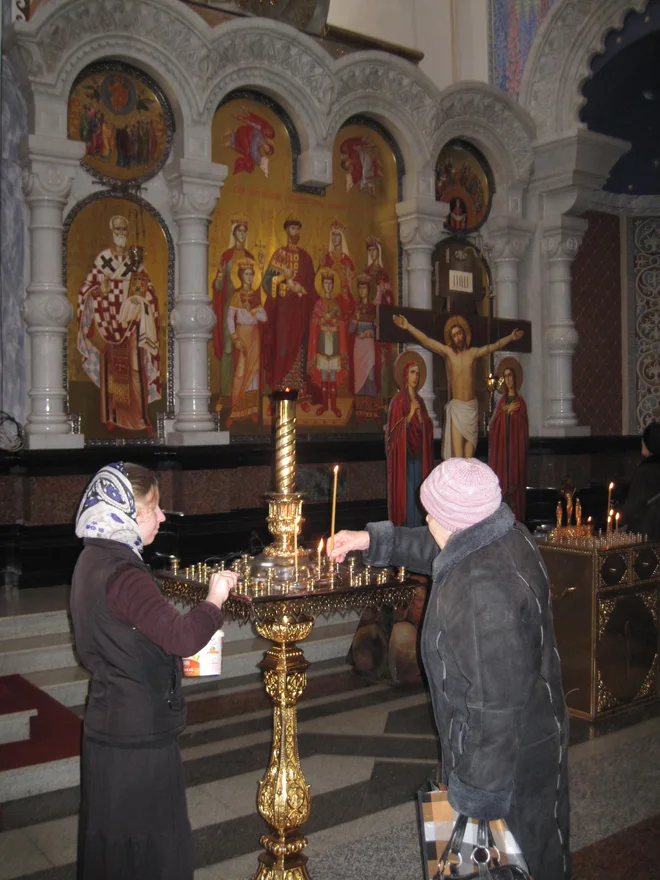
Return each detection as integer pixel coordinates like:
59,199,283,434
418,782,531,879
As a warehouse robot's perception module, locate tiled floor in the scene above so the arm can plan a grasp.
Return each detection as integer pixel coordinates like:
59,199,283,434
1,670,660,879
2,585,660,879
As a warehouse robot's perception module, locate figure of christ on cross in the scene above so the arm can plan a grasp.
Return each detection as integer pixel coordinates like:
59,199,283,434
391,313,523,459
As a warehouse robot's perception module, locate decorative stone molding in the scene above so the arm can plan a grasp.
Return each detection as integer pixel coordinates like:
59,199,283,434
430,85,534,185
520,0,646,138
9,0,534,197
396,199,447,250
591,190,660,216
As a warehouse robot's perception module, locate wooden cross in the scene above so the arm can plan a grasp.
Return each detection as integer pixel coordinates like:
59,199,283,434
377,305,532,354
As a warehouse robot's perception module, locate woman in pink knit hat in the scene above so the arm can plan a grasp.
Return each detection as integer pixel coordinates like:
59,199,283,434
330,457,570,880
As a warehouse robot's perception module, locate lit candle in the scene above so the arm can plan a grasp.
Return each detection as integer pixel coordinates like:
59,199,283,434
330,465,339,554
607,482,614,519
607,514,612,533
317,538,323,573
615,512,620,532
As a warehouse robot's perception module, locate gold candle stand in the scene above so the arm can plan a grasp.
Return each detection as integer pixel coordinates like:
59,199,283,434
156,388,414,879
158,573,414,880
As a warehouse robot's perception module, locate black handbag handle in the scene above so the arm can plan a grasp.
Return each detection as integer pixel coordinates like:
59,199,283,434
435,815,508,879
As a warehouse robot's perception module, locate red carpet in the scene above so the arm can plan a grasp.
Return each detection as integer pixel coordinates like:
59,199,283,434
0,675,81,771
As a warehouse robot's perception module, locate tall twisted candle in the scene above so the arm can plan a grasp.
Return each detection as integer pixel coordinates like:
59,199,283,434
273,389,297,494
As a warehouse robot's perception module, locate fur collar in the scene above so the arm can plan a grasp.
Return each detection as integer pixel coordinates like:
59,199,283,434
431,503,515,583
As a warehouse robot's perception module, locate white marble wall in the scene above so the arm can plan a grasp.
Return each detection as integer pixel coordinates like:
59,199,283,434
1,33,28,427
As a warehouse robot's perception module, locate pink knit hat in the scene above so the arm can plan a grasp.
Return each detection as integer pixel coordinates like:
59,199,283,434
420,458,502,533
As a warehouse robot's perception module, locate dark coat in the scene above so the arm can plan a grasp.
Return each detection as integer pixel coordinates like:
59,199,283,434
621,454,660,539
71,538,186,745
365,504,570,880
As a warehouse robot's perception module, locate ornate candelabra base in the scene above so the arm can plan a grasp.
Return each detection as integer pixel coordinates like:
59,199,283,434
254,615,313,880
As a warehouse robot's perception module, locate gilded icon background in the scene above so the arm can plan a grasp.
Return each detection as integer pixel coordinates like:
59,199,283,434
435,140,493,233
68,63,173,185
209,97,400,435
66,196,170,440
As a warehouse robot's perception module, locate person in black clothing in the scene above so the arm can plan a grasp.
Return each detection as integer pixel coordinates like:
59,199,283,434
70,462,238,880
621,422,660,539
330,458,570,880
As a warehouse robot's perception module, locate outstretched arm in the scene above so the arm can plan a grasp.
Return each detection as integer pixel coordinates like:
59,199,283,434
473,327,523,359
393,314,451,357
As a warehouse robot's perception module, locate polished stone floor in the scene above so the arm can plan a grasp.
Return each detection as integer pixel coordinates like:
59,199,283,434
2,661,660,880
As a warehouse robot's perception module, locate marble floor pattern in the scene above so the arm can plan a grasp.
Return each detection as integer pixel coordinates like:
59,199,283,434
1,664,660,880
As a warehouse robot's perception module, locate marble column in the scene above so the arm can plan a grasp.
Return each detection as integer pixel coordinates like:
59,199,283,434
164,159,227,445
484,223,532,319
21,136,85,449
396,199,448,434
541,220,588,433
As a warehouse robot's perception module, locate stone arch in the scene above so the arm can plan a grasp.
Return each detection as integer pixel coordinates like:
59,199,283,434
428,83,535,192
200,19,333,156
519,0,647,139
6,0,216,141
326,52,441,181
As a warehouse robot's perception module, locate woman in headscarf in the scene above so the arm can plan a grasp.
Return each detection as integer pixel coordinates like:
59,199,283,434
330,457,570,880
70,462,238,880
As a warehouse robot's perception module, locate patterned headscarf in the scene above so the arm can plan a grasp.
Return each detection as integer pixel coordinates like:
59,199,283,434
75,462,143,556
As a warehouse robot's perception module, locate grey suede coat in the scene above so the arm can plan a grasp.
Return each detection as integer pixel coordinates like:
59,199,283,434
365,504,570,880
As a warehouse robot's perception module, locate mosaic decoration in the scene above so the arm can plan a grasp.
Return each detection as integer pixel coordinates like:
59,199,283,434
633,217,660,431
435,140,493,233
489,0,559,97
68,62,173,186
209,95,400,438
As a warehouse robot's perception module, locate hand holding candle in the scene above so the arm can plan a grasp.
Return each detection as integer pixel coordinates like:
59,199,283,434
330,465,339,554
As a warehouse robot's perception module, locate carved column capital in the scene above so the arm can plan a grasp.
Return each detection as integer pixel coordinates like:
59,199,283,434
485,230,533,263
396,199,448,251
541,231,584,262
164,159,227,221
20,135,83,205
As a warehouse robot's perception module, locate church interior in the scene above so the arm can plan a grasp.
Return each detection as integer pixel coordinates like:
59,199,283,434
2,0,660,878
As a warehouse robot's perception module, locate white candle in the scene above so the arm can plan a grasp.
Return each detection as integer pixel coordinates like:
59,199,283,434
330,465,339,554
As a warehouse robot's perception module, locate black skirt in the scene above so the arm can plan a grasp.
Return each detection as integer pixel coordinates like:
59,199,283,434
78,734,193,880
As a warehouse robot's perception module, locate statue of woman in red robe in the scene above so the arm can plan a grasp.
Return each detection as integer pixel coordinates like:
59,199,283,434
386,352,434,527
488,357,529,522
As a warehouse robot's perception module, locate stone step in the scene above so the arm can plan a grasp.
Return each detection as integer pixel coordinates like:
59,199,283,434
22,620,357,708
0,632,78,676
0,708,38,744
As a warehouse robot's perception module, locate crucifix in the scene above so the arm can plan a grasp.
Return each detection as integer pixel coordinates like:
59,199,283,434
377,283,532,459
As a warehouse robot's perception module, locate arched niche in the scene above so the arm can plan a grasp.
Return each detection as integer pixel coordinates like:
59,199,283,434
519,0,647,138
